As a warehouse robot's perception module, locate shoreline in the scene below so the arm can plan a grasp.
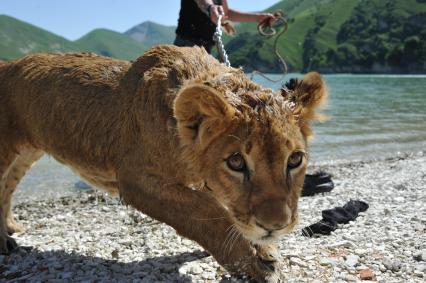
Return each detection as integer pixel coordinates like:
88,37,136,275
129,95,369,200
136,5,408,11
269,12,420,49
2,152,425,282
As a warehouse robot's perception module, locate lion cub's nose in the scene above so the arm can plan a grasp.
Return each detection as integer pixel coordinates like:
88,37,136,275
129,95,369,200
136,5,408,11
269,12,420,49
253,200,291,231
255,221,286,233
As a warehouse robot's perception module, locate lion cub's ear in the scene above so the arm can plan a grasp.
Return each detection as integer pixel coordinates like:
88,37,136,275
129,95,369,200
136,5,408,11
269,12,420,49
174,84,235,148
282,72,328,139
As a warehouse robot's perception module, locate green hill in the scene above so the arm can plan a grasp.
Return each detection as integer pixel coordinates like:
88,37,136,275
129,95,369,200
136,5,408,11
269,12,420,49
125,21,175,47
225,0,426,73
0,15,150,61
75,28,147,60
0,15,79,61
2,0,425,74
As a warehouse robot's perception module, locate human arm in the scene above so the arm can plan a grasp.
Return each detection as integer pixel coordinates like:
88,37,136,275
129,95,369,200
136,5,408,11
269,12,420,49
220,0,275,24
193,0,275,25
227,9,275,24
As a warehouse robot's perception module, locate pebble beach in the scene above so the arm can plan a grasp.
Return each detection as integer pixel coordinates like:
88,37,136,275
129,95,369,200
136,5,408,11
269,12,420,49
1,151,425,282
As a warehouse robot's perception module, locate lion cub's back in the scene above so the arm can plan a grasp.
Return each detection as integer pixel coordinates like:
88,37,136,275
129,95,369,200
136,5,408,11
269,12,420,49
0,52,130,94
0,53,132,149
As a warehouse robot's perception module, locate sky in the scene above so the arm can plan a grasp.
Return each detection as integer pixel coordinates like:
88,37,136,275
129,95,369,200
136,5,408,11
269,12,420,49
0,0,279,40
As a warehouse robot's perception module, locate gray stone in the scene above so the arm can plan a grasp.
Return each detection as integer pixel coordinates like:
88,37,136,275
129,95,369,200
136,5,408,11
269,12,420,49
345,274,357,281
178,266,187,275
201,272,216,280
383,258,402,272
4,152,426,283
188,264,203,275
319,258,339,267
415,263,426,273
345,255,359,267
101,206,110,212
326,241,353,249
413,270,424,278
290,257,308,268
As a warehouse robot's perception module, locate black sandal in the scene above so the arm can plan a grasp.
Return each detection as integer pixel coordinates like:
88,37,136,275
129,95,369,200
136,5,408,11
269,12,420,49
301,171,334,197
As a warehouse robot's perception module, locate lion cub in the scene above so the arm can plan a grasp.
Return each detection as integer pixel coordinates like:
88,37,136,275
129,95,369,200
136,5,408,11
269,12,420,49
0,45,327,281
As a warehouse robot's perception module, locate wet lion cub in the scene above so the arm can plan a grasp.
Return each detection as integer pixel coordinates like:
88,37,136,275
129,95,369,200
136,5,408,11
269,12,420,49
0,45,327,282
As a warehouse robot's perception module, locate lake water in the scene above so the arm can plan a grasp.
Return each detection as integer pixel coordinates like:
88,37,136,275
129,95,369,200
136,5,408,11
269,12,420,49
14,74,426,200
253,74,426,163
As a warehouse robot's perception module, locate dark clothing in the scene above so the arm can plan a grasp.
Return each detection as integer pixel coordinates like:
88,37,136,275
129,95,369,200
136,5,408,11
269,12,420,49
175,0,222,53
302,200,369,237
173,35,214,53
301,171,334,196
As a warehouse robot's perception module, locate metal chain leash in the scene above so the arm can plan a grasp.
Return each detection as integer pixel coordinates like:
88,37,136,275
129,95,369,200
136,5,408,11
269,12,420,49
213,14,231,67
213,11,289,83
251,10,288,82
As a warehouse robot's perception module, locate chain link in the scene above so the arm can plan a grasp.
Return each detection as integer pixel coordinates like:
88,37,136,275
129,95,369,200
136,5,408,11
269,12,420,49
213,14,231,67
213,11,289,82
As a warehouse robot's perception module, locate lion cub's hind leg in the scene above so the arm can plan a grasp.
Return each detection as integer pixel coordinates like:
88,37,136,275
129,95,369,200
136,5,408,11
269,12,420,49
0,147,43,254
2,148,44,234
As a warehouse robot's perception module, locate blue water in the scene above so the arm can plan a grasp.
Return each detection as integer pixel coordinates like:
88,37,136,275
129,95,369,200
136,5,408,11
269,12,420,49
14,73,426,200
252,74,426,163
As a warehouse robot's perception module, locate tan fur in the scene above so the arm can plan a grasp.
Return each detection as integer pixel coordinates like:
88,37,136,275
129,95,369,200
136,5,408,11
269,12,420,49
0,45,327,281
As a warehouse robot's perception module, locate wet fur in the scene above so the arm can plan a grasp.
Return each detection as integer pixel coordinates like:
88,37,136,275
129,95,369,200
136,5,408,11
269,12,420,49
0,45,327,281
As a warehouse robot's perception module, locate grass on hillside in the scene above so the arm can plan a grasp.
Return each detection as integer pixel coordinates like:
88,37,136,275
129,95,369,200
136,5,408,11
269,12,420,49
225,0,426,72
75,29,147,61
0,15,78,60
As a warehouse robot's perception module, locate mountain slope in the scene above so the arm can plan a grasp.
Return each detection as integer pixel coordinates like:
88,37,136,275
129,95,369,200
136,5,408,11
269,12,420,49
125,21,175,47
75,29,147,60
2,0,424,73
225,0,426,73
0,16,149,61
0,15,79,60
323,0,426,73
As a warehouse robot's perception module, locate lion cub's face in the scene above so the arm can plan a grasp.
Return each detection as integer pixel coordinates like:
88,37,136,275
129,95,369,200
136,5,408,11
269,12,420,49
201,120,307,244
174,72,327,244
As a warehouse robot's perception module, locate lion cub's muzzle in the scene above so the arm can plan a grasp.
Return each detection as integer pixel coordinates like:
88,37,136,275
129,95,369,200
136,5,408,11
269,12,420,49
240,199,297,244
253,200,292,231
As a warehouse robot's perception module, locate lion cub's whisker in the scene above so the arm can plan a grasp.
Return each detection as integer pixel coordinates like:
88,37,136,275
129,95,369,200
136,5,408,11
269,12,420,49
222,224,238,257
227,227,242,256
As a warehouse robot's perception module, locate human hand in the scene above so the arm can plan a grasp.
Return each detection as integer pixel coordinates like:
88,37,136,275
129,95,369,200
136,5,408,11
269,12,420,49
257,13,276,26
208,4,226,24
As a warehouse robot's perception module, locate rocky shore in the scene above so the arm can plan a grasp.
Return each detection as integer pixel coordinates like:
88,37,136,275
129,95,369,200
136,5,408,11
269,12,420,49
1,152,425,282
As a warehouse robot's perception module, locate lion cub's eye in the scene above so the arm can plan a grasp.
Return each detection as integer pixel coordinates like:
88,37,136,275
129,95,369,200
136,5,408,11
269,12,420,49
287,151,304,169
226,153,246,172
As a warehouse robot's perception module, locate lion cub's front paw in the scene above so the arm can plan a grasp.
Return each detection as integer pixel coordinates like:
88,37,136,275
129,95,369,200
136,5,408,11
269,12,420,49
0,233,18,254
255,243,280,264
6,217,25,235
252,244,281,282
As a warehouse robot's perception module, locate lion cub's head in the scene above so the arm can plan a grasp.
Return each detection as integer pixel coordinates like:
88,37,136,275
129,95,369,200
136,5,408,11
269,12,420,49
174,72,327,244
